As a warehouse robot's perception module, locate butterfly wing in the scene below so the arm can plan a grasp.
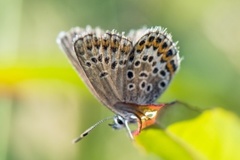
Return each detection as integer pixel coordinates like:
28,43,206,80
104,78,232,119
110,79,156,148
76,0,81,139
57,27,114,108
123,27,181,104
57,27,135,112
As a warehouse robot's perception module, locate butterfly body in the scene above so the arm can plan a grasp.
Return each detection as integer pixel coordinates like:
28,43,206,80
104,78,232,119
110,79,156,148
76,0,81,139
57,26,180,141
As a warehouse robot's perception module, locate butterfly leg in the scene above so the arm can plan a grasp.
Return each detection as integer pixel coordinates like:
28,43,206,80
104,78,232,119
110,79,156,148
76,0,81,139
124,120,134,140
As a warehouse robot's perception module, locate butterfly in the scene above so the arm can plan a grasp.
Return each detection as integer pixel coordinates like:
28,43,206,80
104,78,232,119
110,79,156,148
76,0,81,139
57,26,180,142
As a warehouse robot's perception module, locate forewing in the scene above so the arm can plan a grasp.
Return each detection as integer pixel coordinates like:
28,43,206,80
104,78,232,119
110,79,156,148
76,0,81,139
57,27,117,109
57,27,136,111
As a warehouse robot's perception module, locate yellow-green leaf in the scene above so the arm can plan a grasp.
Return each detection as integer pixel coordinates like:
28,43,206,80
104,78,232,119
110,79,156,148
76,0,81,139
136,108,240,160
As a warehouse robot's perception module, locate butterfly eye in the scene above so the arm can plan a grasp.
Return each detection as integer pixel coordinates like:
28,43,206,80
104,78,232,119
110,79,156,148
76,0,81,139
117,117,124,125
109,115,126,130
114,115,125,126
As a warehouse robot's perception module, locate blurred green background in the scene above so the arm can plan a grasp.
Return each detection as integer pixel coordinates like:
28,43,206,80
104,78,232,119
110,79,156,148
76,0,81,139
1,0,240,160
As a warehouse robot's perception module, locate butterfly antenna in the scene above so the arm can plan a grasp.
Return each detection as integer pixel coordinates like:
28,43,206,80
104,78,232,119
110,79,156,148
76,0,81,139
72,116,114,143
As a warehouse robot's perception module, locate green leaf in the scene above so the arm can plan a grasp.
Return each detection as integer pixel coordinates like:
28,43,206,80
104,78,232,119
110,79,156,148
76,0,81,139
136,108,240,160
136,128,195,160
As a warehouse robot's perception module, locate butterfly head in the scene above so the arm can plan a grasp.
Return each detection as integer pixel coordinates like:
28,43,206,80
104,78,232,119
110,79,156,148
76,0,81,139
109,102,165,137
